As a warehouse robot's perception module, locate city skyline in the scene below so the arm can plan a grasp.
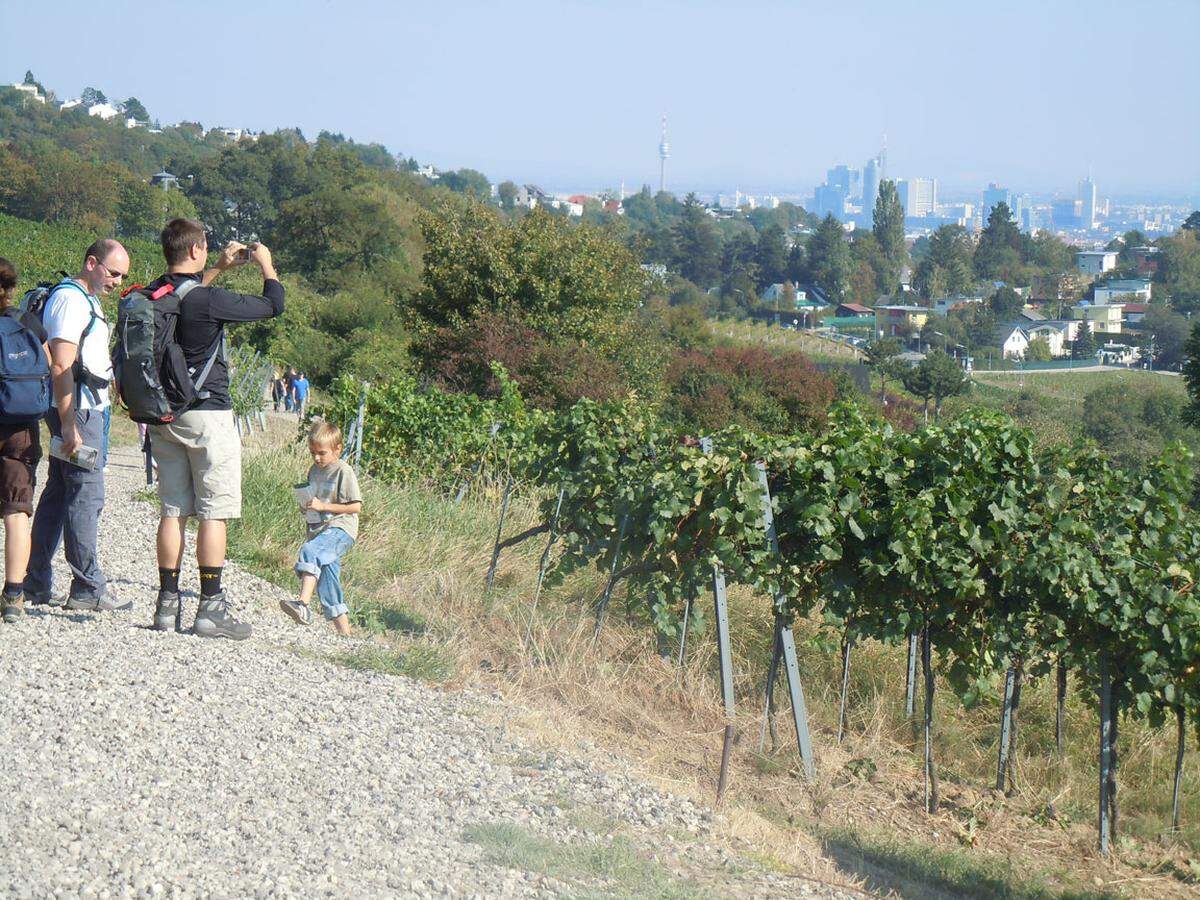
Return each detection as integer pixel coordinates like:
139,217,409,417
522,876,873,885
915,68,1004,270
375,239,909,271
1,0,1196,199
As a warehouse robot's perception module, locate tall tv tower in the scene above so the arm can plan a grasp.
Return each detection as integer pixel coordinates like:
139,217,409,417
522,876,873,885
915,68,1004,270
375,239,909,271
658,116,670,194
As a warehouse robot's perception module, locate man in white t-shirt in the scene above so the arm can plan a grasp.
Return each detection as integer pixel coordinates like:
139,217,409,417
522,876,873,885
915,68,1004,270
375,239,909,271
26,239,130,612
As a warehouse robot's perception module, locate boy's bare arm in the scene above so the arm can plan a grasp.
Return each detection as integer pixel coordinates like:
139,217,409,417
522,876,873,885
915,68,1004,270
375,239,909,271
308,500,362,515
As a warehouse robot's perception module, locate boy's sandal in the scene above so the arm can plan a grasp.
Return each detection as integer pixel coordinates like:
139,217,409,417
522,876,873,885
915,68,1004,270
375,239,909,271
279,598,313,626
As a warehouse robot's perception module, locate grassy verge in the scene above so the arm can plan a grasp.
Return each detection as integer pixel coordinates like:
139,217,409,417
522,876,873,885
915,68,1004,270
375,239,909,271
229,440,1200,898
463,821,704,898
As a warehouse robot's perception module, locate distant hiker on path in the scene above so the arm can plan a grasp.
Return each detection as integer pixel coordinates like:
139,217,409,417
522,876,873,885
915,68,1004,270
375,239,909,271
292,371,309,417
0,259,50,624
280,420,361,636
146,219,284,639
284,367,297,412
271,372,286,412
26,240,127,612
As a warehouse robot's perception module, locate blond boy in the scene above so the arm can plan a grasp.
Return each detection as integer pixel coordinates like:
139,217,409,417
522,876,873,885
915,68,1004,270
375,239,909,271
279,422,362,635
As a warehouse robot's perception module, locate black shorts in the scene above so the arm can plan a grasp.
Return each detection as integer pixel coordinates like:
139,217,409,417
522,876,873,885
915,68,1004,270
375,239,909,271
0,423,41,516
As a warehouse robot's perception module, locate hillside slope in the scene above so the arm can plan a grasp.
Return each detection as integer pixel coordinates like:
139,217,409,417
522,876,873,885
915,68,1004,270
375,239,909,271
0,443,854,899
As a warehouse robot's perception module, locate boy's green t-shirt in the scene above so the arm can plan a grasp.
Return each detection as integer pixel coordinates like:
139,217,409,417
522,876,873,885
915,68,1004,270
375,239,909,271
305,459,362,540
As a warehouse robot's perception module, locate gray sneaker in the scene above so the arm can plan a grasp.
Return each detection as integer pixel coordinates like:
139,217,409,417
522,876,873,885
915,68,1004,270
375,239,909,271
152,590,182,632
279,598,313,626
193,592,252,641
26,591,66,608
67,591,132,612
2,592,23,624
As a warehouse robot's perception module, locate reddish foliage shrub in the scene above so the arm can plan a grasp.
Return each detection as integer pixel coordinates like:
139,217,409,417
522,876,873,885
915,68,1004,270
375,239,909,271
415,312,625,410
665,345,837,436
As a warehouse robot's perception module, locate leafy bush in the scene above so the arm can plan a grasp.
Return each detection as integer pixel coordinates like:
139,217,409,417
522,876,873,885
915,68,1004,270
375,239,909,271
663,345,836,436
413,311,625,410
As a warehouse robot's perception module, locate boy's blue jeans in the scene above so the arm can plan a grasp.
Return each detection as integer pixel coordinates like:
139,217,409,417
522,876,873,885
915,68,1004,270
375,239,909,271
295,526,354,619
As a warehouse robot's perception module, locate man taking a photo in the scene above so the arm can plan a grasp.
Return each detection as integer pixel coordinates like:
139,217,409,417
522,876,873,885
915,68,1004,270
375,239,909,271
146,219,285,639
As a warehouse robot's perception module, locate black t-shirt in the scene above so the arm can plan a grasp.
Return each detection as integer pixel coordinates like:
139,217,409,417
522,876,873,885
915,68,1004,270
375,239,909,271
3,306,48,345
144,273,285,411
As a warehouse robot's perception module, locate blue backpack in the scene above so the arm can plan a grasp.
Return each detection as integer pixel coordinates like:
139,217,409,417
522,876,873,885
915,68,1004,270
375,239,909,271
0,310,51,424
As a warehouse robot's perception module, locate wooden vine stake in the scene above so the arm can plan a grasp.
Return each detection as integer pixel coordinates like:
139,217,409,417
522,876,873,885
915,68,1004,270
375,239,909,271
921,625,938,813
754,461,816,781
1172,706,1186,833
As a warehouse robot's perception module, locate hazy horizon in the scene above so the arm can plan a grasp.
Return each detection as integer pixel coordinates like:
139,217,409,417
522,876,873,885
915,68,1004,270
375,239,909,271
2,0,1197,201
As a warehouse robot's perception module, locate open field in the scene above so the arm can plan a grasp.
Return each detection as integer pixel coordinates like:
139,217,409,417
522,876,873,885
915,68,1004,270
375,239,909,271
972,369,1186,402
713,319,866,364
226,432,1200,899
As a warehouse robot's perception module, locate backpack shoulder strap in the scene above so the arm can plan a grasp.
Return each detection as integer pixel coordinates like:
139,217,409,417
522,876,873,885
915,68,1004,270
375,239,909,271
175,279,202,301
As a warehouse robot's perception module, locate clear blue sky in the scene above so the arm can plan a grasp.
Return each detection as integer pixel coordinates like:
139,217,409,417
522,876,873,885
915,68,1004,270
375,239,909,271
2,0,1197,200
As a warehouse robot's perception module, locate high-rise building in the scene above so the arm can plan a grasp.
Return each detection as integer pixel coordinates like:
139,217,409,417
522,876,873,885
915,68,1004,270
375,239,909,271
1052,198,1083,230
826,165,861,199
658,116,669,194
812,184,848,220
982,183,1013,221
862,156,881,217
897,178,937,217
1078,177,1097,229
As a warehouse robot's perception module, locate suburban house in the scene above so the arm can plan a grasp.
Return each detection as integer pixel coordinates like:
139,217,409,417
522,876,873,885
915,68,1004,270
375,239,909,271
930,294,984,315
1076,250,1118,274
835,302,873,318
1024,320,1078,357
874,305,930,338
995,324,1030,359
1030,272,1089,304
149,171,180,191
1131,246,1162,277
1071,300,1124,334
1019,308,1047,323
86,102,120,120
1093,278,1152,305
1121,303,1150,325
1099,342,1137,365
11,83,45,103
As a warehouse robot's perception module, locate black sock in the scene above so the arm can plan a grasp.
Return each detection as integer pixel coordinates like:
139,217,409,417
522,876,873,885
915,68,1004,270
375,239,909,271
199,566,223,597
159,568,180,593
3,581,21,597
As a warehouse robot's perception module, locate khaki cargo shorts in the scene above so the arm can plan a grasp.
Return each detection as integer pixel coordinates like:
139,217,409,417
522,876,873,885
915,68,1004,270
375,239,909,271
149,409,241,520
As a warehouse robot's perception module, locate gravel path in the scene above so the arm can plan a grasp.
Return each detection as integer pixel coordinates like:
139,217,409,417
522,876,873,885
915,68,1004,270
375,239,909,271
0,443,863,899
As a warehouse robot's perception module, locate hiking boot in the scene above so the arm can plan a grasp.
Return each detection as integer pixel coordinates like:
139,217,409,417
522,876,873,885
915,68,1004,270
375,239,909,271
25,591,66,608
66,591,132,613
152,590,182,633
278,598,313,626
2,592,23,624
192,592,252,641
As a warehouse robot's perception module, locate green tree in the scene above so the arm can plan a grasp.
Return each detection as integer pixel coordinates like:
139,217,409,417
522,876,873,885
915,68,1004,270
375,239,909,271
1025,336,1053,362
872,179,907,289
913,225,974,298
974,202,1024,282
864,337,904,402
1159,228,1200,313
439,168,491,198
903,349,968,422
1072,320,1097,360
80,86,107,106
980,207,1022,274
807,214,852,303
1141,305,1191,368
990,285,1024,319
1183,322,1200,427
116,178,198,239
121,97,149,121
754,223,788,289
416,201,645,350
497,180,517,211
275,183,418,292
1182,211,1200,231
672,194,721,287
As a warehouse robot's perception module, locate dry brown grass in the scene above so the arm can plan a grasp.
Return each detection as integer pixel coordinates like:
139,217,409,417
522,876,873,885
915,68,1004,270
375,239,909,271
235,442,1200,898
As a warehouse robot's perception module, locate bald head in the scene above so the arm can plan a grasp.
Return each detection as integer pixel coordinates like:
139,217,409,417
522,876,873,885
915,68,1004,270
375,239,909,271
78,239,129,298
